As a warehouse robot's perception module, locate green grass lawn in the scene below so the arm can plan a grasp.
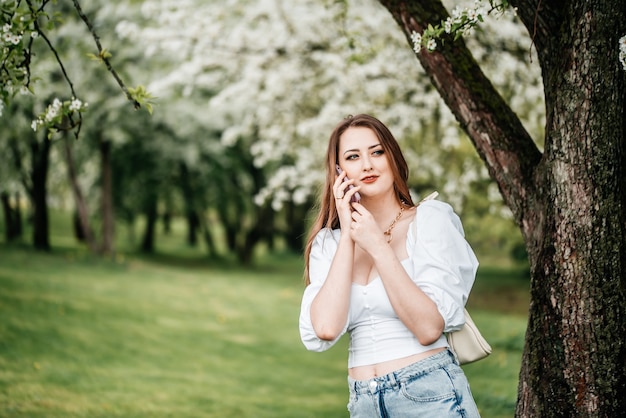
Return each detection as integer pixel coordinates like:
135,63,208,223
0,216,529,417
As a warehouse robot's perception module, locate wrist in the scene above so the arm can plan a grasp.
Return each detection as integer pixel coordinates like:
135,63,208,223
367,236,394,259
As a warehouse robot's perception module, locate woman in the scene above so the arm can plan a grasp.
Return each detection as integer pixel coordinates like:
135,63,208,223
299,114,481,417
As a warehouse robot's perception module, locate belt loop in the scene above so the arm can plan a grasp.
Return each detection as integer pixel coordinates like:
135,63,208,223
390,372,399,390
448,347,460,365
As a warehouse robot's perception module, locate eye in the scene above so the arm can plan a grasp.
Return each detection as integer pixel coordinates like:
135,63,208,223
372,148,385,156
345,153,359,160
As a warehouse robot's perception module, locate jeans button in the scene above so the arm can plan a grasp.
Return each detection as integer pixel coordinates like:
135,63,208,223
369,381,377,391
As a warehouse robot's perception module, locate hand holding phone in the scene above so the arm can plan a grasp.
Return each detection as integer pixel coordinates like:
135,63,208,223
336,165,361,203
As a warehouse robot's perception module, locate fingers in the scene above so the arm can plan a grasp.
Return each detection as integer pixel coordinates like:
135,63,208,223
348,206,380,248
333,172,359,201
333,171,347,200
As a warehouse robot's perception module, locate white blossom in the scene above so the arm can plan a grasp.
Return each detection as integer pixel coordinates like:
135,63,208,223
410,31,422,52
69,97,84,111
44,98,62,122
117,0,543,209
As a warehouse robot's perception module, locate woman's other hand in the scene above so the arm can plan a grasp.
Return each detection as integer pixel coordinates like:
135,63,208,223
348,202,386,252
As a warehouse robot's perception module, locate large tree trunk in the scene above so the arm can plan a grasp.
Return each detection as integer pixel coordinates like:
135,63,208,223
513,1,626,415
379,0,626,416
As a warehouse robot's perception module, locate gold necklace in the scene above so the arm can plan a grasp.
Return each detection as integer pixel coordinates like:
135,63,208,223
383,206,405,244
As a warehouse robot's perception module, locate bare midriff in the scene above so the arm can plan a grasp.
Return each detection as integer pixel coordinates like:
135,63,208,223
348,347,446,381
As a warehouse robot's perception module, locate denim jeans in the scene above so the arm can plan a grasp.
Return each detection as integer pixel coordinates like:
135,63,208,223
347,350,481,417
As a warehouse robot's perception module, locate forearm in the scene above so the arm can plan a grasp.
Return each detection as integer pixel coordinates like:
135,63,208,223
310,235,354,341
372,245,444,345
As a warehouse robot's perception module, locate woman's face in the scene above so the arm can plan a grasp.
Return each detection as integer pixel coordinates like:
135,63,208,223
337,127,394,200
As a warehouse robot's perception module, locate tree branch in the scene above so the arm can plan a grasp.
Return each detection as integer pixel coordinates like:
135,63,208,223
26,0,83,139
71,0,141,110
378,0,543,232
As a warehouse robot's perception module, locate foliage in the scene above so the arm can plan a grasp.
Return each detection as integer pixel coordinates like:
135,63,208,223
110,0,542,257
0,0,149,137
411,0,512,52
0,0,545,261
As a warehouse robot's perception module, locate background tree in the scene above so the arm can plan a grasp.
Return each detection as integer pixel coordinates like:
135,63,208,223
118,0,542,262
378,0,626,416
4,0,538,261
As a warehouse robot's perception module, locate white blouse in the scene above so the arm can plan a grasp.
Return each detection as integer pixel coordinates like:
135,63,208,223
299,200,479,368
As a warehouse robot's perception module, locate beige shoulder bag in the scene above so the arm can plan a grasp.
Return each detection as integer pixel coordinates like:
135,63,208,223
414,192,492,365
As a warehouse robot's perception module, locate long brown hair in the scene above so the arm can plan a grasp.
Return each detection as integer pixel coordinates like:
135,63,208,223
303,114,414,284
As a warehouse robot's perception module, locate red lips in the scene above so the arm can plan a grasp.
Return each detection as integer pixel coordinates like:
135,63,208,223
361,176,378,184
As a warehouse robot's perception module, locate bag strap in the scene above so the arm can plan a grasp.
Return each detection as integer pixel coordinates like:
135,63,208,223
411,191,439,238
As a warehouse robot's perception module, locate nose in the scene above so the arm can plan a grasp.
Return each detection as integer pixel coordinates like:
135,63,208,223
362,154,373,171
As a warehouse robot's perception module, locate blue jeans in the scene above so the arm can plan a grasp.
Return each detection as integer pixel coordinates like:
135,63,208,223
347,350,480,417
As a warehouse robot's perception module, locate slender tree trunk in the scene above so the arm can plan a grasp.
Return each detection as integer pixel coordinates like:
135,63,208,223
179,162,199,246
378,0,626,415
198,212,217,257
141,193,158,253
72,210,86,242
284,200,308,252
100,138,115,256
239,203,274,265
162,211,171,235
186,211,199,246
30,133,51,251
62,135,98,253
14,192,22,237
1,192,20,242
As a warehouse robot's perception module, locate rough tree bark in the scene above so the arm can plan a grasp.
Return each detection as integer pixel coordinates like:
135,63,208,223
378,0,626,416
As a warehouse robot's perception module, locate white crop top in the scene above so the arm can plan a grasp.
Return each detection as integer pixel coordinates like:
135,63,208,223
299,200,479,368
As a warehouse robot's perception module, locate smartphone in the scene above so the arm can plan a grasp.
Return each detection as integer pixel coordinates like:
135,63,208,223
336,165,361,203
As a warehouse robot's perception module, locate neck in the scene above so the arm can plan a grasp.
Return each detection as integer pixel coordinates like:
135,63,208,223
361,195,403,226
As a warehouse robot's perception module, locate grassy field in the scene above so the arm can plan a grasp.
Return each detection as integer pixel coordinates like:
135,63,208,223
0,216,529,417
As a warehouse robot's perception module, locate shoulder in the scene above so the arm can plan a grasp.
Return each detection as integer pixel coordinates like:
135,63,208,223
308,228,342,285
413,199,464,236
312,227,341,243
311,227,342,255
414,199,457,222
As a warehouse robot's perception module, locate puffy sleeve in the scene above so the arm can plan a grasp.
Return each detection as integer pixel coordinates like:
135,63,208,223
408,200,479,332
299,228,349,351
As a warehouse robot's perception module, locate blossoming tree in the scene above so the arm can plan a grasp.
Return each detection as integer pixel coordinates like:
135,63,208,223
115,0,543,259
379,0,626,416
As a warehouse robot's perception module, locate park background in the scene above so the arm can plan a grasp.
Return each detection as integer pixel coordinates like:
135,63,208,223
1,0,540,416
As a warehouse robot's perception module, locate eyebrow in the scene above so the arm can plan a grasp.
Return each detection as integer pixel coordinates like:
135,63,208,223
342,143,382,156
